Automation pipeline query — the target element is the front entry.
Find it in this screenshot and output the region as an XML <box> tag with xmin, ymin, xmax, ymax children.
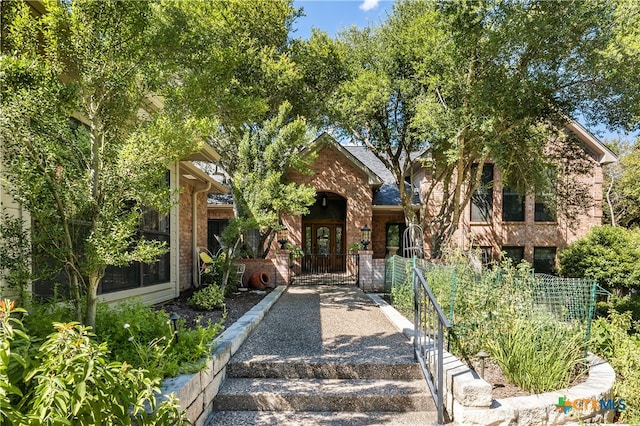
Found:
<box><xmin>302</xmin><ymin>222</ymin><xmax>346</xmax><ymax>273</ymax></box>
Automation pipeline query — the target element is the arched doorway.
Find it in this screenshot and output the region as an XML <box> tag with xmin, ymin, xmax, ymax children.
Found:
<box><xmin>301</xmin><ymin>192</ymin><xmax>347</xmax><ymax>273</ymax></box>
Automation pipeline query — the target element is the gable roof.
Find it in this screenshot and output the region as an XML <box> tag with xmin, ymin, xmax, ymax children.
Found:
<box><xmin>309</xmin><ymin>133</ymin><xmax>384</xmax><ymax>187</ymax></box>
<box><xmin>565</xmin><ymin>120</ymin><xmax>618</xmax><ymax>165</ymax></box>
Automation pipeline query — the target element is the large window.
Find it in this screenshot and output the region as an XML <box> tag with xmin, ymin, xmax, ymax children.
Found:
<box><xmin>502</xmin><ymin>187</ymin><xmax>525</xmax><ymax>222</ymax></box>
<box><xmin>101</xmin><ymin>208</ymin><xmax>171</xmax><ymax>294</ymax></box>
<box><xmin>533</xmin><ymin>247</ymin><xmax>556</xmax><ymax>274</ymax></box>
<box><xmin>502</xmin><ymin>246</ymin><xmax>525</xmax><ymax>263</ymax></box>
<box><xmin>100</xmin><ymin>172</ymin><xmax>171</xmax><ymax>294</ymax></box>
<box><xmin>470</xmin><ymin>164</ymin><xmax>494</xmax><ymax>222</ymax></box>
<box><xmin>535</xmin><ymin>193</ymin><xmax>556</xmax><ymax>222</ymax></box>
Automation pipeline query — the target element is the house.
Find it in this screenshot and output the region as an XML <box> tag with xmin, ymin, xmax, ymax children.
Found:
<box><xmin>0</xmin><ymin>141</ymin><xmax>227</xmax><ymax>305</ymax></box>
<box><xmin>208</xmin><ymin>123</ymin><xmax>616</xmax><ymax>287</ymax></box>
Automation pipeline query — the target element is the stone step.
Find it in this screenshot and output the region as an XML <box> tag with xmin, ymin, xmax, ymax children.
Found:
<box><xmin>227</xmin><ymin>360</ymin><xmax>423</xmax><ymax>380</ymax></box>
<box><xmin>207</xmin><ymin>410</ymin><xmax>438</xmax><ymax>425</ymax></box>
<box><xmin>213</xmin><ymin>377</ymin><xmax>435</xmax><ymax>413</ymax></box>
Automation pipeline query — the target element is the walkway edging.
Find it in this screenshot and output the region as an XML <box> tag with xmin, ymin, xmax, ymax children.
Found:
<box><xmin>368</xmin><ymin>293</ymin><xmax>617</xmax><ymax>426</ymax></box>
<box><xmin>160</xmin><ymin>285</ymin><xmax>286</xmax><ymax>426</ymax></box>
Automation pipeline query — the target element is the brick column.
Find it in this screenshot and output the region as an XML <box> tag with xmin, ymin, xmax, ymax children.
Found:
<box><xmin>358</xmin><ymin>250</ymin><xmax>373</xmax><ymax>292</ymax></box>
<box><xmin>275</xmin><ymin>250</ymin><xmax>290</xmax><ymax>286</ymax></box>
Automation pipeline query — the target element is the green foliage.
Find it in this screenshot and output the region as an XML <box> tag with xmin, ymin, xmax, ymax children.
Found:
<box><xmin>188</xmin><ymin>285</ymin><xmax>226</xmax><ymax>311</ymax></box>
<box><xmin>327</xmin><ymin>0</ymin><xmax>627</xmax><ymax>256</ymax></box>
<box><xmin>0</xmin><ymin>210</ymin><xmax>32</xmax><ymax>300</ymax></box>
<box><xmin>488</xmin><ymin>319</ymin><xmax>585</xmax><ymax>394</ymax></box>
<box><xmin>0</xmin><ymin>0</ymin><xmax>204</xmax><ymax>327</ymax></box>
<box><xmin>596</xmin><ymin>294</ymin><xmax>640</xmax><ymax>323</ymax></box>
<box><xmin>559</xmin><ymin>225</ymin><xmax>640</xmax><ymax>290</ymax></box>
<box><xmin>0</xmin><ymin>300</ymin><xmax>188</xmax><ymax>425</ymax></box>
<box><xmin>590</xmin><ymin>311</ymin><xmax>640</xmax><ymax>423</ymax></box>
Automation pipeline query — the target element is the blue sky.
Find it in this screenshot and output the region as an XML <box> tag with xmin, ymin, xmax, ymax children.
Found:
<box><xmin>292</xmin><ymin>0</ymin><xmax>636</xmax><ymax>143</ymax></box>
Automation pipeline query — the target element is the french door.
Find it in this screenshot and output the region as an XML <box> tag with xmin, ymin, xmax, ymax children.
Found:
<box><xmin>302</xmin><ymin>222</ymin><xmax>346</xmax><ymax>272</ymax></box>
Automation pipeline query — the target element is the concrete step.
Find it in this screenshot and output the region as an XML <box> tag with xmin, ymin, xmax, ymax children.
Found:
<box><xmin>212</xmin><ymin>377</ymin><xmax>435</xmax><ymax>413</ymax></box>
<box><xmin>207</xmin><ymin>410</ymin><xmax>438</xmax><ymax>425</ymax></box>
<box><xmin>227</xmin><ymin>359</ymin><xmax>423</xmax><ymax>380</ymax></box>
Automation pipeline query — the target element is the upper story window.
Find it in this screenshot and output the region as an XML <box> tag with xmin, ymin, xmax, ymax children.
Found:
<box><xmin>535</xmin><ymin>169</ymin><xmax>557</xmax><ymax>222</ymax></box>
<box><xmin>502</xmin><ymin>186</ymin><xmax>525</xmax><ymax>222</ymax></box>
<box><xmin>470</xmin><ymin>164</ymin><xmax>494</xmax><ymax>222</ymax></box>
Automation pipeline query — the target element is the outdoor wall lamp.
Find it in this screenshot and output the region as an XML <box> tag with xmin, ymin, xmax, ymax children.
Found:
<box><xmin>360</xmin><ymin>225</ymin><xmax>371</xmax><ymax>250</ymax></box>
<box><xmin>277</xmin><ymin>227</ymin><xmax>289</xmax><ymax>250</ymax></box>
<box><xmin>169</xmin><ymin>312</ymin><xmax>181</xmax><ymax>343</ymax></box>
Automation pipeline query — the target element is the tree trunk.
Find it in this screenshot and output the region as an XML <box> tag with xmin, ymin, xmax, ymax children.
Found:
<box><xmin>84</xmin><ymin>273</ymin><xmax>101</xmax><ymax>329</ymax></box>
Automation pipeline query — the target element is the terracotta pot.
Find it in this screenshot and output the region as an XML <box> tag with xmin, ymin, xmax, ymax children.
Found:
<box><xmin>248</xmin><ymin>272</ymin><xmax>270</xmax><ymax>290</ymax></box>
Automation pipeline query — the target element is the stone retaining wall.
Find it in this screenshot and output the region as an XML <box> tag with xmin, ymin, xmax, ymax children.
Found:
<box><xmin>370</xmin><ymin>293</ymin><xmax>617</xmax><ymax>426</ymax></box>
<box><xmin>159</xmin><ymin>286</ymin><xmax>286</xmax><ymax>425</ymax></box>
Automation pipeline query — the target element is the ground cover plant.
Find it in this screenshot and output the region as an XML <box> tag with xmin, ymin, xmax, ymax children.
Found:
<box><xmin>22</xmin><ymin>298</ymin><xmax>223</xmax><ymax>379</ymax></box>
<box><xmin>0</xmin><ymin>300</ymin><xmax>188</xmax><ymax>425</ymax></box>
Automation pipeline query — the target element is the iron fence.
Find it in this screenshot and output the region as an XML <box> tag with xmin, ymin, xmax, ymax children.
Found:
<box><xmin>289</xmin><ymin>254</ymin><xmax>359</xmax><ymax>286</ymax></box>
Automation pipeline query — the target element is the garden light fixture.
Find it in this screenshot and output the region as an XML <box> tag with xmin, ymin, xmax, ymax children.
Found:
<box><xmin>476</xmin><ymin>350</ymin><xmax>489</xmax><ymax>379</ymax></box>
<box><xmin>169</xmin><ymin>312</ymin><xmax>181</xmax><ymax>343</ymax></box>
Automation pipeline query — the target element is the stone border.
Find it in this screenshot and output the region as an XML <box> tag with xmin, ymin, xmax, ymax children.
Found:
<box><xmin>160</xmin><ymin>285</ymin><xmax>286</xmax><ymax>426</ymax></box>
<box><xmin>368</xmin><ymin>293</ymin><xmax>617</xmax><ymax>426</ymax></box>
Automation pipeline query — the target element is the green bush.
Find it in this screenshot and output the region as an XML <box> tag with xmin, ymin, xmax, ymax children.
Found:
<box><xmin>590</xmin><ymin>310</ymin><xmax>640</xmax><ymax>423</ymax></box>
<box><xmin>0</xmin><ymin>299</ymin><xmax>188</xmax><ymax>425</ymax></box>
<box><xmin>558</xmin><ymin>225</ymin><xmax>640</xmax><ymax>291</ymax></box>
<box><xmin>188</xmin><ymin>284</ymin><xmax>225</xmax><ymax>311</ymax></box>
<box><xmin>596</xmin><ymin>294</ymin><xmax>640</xmax><ymax>323</ymax></box>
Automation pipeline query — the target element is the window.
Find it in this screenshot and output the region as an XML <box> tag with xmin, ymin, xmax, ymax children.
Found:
<box><xmin>502</xmin><ymin>246</ymin><xmax>525</xmax><ymax>263</ymax></box>
<box><xmin>535</xmin><ymin>193</ymin><xmax>556</xmax><ymax>222</ymax></box>
<box><xmin>207</xmin><ymin>219</ymin><xmax>229</xmax><ymax>254</ymax></box>
<box><xmin>386</xmin><ymin>223</ymin><xmax>407</xmax><ymax>256</ymax></box>
<box><xmin>101</xmin><ymin>172</ymin><xmax>171</xmax><ymax>294</ymax></box>
<box><xmin>502</xmin><ymin>187</ymin><xmax>525</xmax><ymax>222</ymax></box>
<box><xmin>533</xmin><ymin>247</ymin><xmax>556</xmax><ymax>274</ymax></box>
<box><xmin>470</xmin><ymin>164</ymin><xmax>494</xmax><ymax>222</ymax></box>
<box><xmin>473</xmin><ymin>246</ymin><xmax>493</xmax><ymax>265</ymax></box>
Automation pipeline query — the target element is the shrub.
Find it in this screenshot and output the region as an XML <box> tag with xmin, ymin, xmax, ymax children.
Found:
<box><xmin>188</xmin><ymin>284</ymin><xmax>225</xmax><ymax>311</ymax></box>
<box><xmin>0</xmin><ymin>299</ymin><xmax>188</xmax><ymax>425</ymax></box>
<box><xmin>558</xmin><ymin>226</ymin><xmax>640</xmax><ymax>292</ymax></box>
<box><xmin>590</xmin><ymin>310</ymin><xmax>640</xmax><ymax>423</ymax></box>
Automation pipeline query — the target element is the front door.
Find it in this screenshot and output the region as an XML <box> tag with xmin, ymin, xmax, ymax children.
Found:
<box><xmin>302</xmin><ymin>222</ymin><xmax>345</xmax><ymax>272</ymax></box>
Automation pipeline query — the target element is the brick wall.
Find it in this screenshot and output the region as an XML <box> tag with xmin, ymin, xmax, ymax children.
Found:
<box><xmin>178</xmin><ymin>182</ymin><xmax>210</xmax><ymax>291</ymax></box>
<box><xmin>372</xmin><ymin>211</ymin><xmax>405</xmax><ymax>258</ymax></box>
<box><xmin>285</xmin><ymin>143</ymin><xmax>373</xmax><ymax>254</ymax></box>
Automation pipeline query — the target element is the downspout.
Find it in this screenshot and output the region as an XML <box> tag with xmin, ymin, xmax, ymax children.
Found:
<box><xmin>192</xmin><ymin>181</ymin><xmax>212</xmax><ymax>288</ymax></box>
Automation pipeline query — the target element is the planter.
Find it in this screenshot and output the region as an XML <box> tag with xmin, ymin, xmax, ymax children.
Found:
<box><xmin>248</xmin><ymin>272</ymin><xmax>270</xmax><ymax>290</ymax></box>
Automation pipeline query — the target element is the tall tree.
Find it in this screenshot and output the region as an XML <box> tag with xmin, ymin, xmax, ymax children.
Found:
<box><xmin>603</xmin><ymin>138</ymin><xmax>640</xmax><ymax>227</ymax></box>
<box><xmin>158</xmin><ymin>1</ymin><xmax>341</xmax><ymax>257</ymax></box>
<box><xmin>0</xmin><ymin>0</ymin><xmax>204</xmax><ymax>327</ymax></box>
<box><xmin>328</xmin><ymin>0</ymin><xmax>629</xmax><ymax>257</ymax></box>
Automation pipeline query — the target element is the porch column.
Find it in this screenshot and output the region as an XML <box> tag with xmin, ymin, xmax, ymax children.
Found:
<box><xmin>358</xmin><ymin>250</ymin><xmax>373</xmax><ymax>292</ymax></box>
<box><xmin>275</xmin><ymin>250</ymin><xmax>290</xmax><ymax>286</ymax></box>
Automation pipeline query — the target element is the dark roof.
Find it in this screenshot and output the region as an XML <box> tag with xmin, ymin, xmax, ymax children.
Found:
<box><xmin>344</xmin><ymin>146</ymin><xmax>420</xmax><ymax>206</ymax></box>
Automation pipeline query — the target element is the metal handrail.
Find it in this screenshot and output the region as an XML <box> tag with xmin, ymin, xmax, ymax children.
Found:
<box><xmin>413</xmin><ymin>267</ymin><xmax>451</xmax><ymax>425</ymax></box>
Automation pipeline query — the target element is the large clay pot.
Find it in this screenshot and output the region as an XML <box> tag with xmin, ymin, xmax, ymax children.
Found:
<box><xmin>248</xmin><ymin>272</ymin><xmax>270</xmax><ymax>290</ymax></box>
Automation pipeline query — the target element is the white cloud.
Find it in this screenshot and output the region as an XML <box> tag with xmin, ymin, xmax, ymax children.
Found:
<box><xmin>359</xmin><ymin>0</ymin><xmax>380</xmax><ymax>12</ymax></box>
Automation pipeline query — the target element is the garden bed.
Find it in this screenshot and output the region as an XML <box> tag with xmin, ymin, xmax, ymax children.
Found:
<box><xmin>156</xmin><ymin>287</ymin><xmax>270</xmax><ymax>331</ymax></box>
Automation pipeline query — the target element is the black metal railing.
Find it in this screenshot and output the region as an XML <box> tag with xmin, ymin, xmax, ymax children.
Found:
<box><xmin>413</xmin><ymin>267</ymin><xmax>451</xmax><ymax>425</ymax></box>
<box><xmin>289</xmin><ymin>254</ymin><xmax>359</xmax><ymax>286</ymax></box>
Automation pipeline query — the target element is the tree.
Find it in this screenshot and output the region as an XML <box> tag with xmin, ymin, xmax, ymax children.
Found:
<box><xmin>327</xmin><ymin>0</ymin><xmax>630</xmax><ymax>257</ymax></box>
<box><xmin>0</xmin><ymin>0</ymin><xmax>203</xmax><ymax>327</ymax></box>
<box><xmin>157</xmin><ymin>1</ymin><xmax>338</xmax><ymax>258</ymax></box>
<box><xmin>603</xmin><ymin>138</ymin><xmax>640</xmax><ymax>227</ymax></box>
